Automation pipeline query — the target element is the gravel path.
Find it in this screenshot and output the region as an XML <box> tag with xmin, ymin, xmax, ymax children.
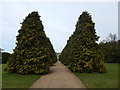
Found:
<box><xmin>30</xmin><ymin>61</ymin><xmax>86</xmax><ymax>88</ymax></box>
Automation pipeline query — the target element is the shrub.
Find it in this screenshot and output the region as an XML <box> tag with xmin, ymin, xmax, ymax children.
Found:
<box><xmin>5</xmin><ymin>11</ymin><xmax>57</xmax><ymax>74</ymax></box>
<box><xmin>60</xmin><ymin>11</ymin><xmax>106</xmax><ymax>73</ymax></box>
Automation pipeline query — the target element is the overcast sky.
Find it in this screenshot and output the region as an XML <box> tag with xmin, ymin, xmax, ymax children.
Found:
<box><xmin>0</xmin><ymin>1</ymin><xmax>118</xmax><ymax>53</ymax></box>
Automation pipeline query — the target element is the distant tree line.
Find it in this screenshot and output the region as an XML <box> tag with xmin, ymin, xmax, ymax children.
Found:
<box><xmin>99</xmin><ymin>33</ymin><xmax>120</xmax><ymax>63</ymax></box>
<box><xmin>0</xmin><ymin>48</ymin><xmax>10</xmax><ymax>64</ymax></box>
<box><xmin>0</xmin><ymin>51</ymin><xmax>10</xmax><ymax>64</ymax></box>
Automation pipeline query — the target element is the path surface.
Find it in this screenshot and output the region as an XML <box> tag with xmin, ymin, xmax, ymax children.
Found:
<box><xmin>30</xmin><ymin>61</ymin><xmax>86</xmax><ymax>88</ymax></box>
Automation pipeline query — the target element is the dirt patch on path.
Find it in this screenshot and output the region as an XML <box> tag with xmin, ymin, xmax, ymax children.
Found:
<box><xmin>30</xmin><ymin>61</ymin><xmax>86</xmax><ymax>88</ymax></box>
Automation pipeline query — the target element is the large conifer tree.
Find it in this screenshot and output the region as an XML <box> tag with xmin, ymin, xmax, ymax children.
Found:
<box><xmin>5</xmin><ymin>11</ymin><xmax>57</xmax><ymax>74</ymax></box>
<box><xmin>60</xmin><ymin>11</ymin><xmax>106</xmax><ymax>73</ymax></box>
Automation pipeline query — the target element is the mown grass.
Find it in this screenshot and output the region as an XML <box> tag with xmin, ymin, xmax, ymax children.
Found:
<box><xmin>1</xmin><ymin>63</ymin><xmax>119</xmax><ymax>88</ymax></box>
<box><xmin>75</xmin><ymin>63</ymin><xmax>119</xmax><ymax>88</ymax></box>
<box><xmin>1</xmin><ymin>64</ymin><xmax>41</xmax><ymax>88</ymax></box>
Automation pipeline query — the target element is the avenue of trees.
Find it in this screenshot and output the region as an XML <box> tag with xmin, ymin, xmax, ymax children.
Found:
<box><xmin>5</xmin><ymin>11</ymin><xmax>57</xmax><ymax>74</ymax></box>
<box><xmin>59</xmin><ymin>11</ymin><xmax>106</xmax><ymax>73</ymax></box>
<box><xmin>2</xmin><ymin>11</ymin><xmax>119</xmax><ymax>75</ymax></box>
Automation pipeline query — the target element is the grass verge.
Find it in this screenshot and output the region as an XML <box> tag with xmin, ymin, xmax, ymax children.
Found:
<box><xmin>2</xmin><ymin>64</ymin><xmax>41</xmax><ymax>88</ymax></box>
<box><xmin>75</xmin><ymin>63</ymin><xmax>119</xmax><ymax>88</ymax></box>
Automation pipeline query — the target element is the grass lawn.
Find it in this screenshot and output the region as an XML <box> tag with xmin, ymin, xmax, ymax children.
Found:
<box><xmin>1</xmin><ymin>64</ymin><xmax>41</xmax><ymax>88</ymax></box>
<box><xmin>75</xmin><ymin>63</ymin><xmax>119</xmax><ymax>88</ymax></box>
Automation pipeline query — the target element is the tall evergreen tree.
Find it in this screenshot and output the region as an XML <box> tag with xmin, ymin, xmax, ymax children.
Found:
<box><xmin>60</xmin><ymin>11</ymin><xmax>106</xmax><ymax>73</ymax></box>
<box><xmin>5</xmin><ymin>11</ymin><xmax>57</xmax><ymax>74</ymax></box>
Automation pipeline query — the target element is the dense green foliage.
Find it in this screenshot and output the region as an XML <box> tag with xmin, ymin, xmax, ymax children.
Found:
<box><xmin>1</xmin><ymin>52</ymin><xmax>10</xmax><ymax>64</ymax></box>
<box><xmin>99</xmin><ymin>34</ymin><xmax>120</xmax><ymax>63</ymax></box>
<box><xmin>5</xmin><ymin>11</ymin><xmax>57</xmax><ymax>74</ymax></box>
<box><xmin>60</xmin><ymin>11</ymin><xmax>106</xmax><ymax>73</ymax></box>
